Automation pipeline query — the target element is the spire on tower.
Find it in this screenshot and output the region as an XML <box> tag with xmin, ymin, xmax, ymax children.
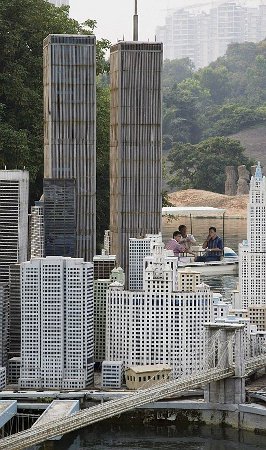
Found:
<box><xmin>255</xmin><ymin>161</ymin><xmax>263</xmax><ymax>180</ymax></box>
<box><xmin>133</xmin><ymin>0</ymin><xmax>138</xmax><ymax>41</ymax></box>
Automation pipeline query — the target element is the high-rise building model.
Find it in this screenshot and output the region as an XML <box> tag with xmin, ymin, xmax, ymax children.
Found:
<box><xmin>157</xmin><ymin>2</ymin><xmax>266</xmax><ymax>68</ymax></box>
<box><xmin>30</xmin><ymin>201</ymin><xmax>44</xmax><ymax>258</ymax></box>
<box><xmin>106</xmin><ymin>243</ymin><xmax>212</xmax><ymax>377</ymax></box>
<box><xmin>43</xmin><ymin>179</ymin><xmax>76</xmax><ymax>257</ymax></box>
<box><xmin>129</xmin><ymin>234</ymin><xmax>162</xmax><ymax>290</ymax></box>
<box><xmin>43</xmin><ymin>35</ymin><xmax>96</xmax><ymax>261</ymax></box>
<box><xmin>0</xmin><ymin>170</ymin><xmax>29</xmax><ymax>284</ymax></box>
<box><xmin>109</xmin><ymin>42</ymin><xmax>163</xmax><ymax>279</ymax></box>
<box><xmin>239</xmin><ymin>162</ymin><xmax>266</xmax><ymax>311</ymax></box>
<box><xmin>20</xmin><ymin>257</ymin><xmax>94</xmax><ymax>389</ymax></box>
<box><xmin>0</xmin><ymin>284</ymin><xmax>8</xmax><ymax>369</ymax></box>
<box><xmin>94</xmin><ymin>267</ymin><xmax>125</xmax><ymax>363</ymax></box>
<box><xmin>8</xmin><ymin>264</ymin><xmax>21</xmax><ymax>359</ymax></box>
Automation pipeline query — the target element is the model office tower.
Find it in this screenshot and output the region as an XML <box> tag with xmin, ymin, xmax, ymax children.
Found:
<box><xmin>43</xmin><ymin>35</ymin><xmax>96</xmax><ymax>261</ymax></box>
<box><xmin>20</xmin><ymin>257</ymin><xmax>94</xmax><ymax>389</ymax></box>
<box><xmin>239</xmin><ymin>163</ymin><xmax>266</xmax><ymax>311</ymax></box>
<box><xmin>30</xmin><ymin>201</ymin><xmax>44</xmax><ymax>258</ymax></box>
<box><xmin>129</xmin><ymin>233</ymin><xmax>162</xmax><ymax>290</ymax></box>
<box><xmin>0</xmin><ymin>170</ymin><xmax>29</xmax><ymax>284</ymax></box>
<box><xmin>106</xmin><ymin>243</ymin><xmax>212</xmax><ymax>377</ymax></box>
<box><xmin>109</xmin><ymin>42</ymin><xmax>163</xmax><ymax>278</ymax></box>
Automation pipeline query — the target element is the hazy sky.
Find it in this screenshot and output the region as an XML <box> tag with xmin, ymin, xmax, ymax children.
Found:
<box><xmin>69</xmin><ymin>1</ymin><xmax>261</xmax><ymax>43</ymax></box>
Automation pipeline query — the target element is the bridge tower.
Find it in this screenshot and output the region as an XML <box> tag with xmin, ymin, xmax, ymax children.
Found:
<box><xmin>204</xmin><ymin>323</ymin><xmax>246</xmax><ymax>404</ymax></box>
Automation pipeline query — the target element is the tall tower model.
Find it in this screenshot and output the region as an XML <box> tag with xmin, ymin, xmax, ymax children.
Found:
<box><xmin>239</xmin><ymin>163</ymin><xmax>266</xmax><ymax>308</ymax></box>
<box><xmin>109</xmin><ymin>41</ymin><xmax>163</xmax><ymax>276</ymax></box>
<box><xmin>20</xmin><ymin>257</ymin><xmax>94</xmax><ymax>389</ymax></box>
<box><xmin>0</xmin><ymin>170</ymin><xmax>29</xmax><ymax>284</ymax></box>
<box><xmin>43</xmin><ymin>35</ymin><xmax>96</xmax><ymax>261</ymax></box>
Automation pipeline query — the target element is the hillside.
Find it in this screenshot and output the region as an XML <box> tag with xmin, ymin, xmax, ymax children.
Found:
<box><xmin>167</xmin><ymin>189</ymin><xmax>248</xmax><ymax>217</ymax></box>
<box><xmin>230</xmin><ymin>125</ymin><xmax>266</xmax><ymax>169</ymax></box>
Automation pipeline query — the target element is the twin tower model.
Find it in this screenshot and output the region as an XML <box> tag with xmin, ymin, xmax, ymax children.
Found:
<box><xmin>43</xmin><ymin>35</ymin><xmax>163</xmax><ymax>278</ymax></box>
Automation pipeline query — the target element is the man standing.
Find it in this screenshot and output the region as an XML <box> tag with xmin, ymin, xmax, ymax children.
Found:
<box><xmin>195</xmin><ymin>226</ymin><xmax>223</xmax><ymax>262</ymax></box>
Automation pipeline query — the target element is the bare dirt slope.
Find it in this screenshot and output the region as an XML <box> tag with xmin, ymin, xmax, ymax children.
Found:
<box><xmin>168</xmin><ymin>189</ymin><xmax>248</xmax><ymax>217</ymax></box>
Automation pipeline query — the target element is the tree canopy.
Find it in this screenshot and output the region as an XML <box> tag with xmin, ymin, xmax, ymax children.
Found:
<box><xmin>163</xmin><ymin>40</ymin><xmax>266</xmax><ymax>192</ymax></box>
<box><xmin>0</xmin><ymin>0</ymin><xmax>110</xmax><ymax>199</ymax></box>
<box><xmin>168</xmin><ymin>137</ymin><xmax>251</xmax><ymax>194</ymax></box>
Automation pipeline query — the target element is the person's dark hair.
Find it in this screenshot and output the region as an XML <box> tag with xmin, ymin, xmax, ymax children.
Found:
<box><xmin>209</xmin><ymin>226</ymin><xmax>216</xmax><ymax>232</ymax></box>
<box><xmin>173</xmin><ymin>230</ymin><xmax>182</xmax><ymax>238</ymax></box>
<box><xmin>178</xmin><ymin>224</ymin><xmax>186</xmax><ymax>233</ymax></box>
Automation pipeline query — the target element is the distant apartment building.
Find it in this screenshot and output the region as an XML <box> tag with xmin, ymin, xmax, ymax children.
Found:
<box><xmin>106</xmin><ymin>243</ymin><xmax>212</xmax><ymax>377</ymax></box>
<box><xmin>43</xmin><ymin>35</ymin><xmax>96</xmax><ymax>261</ymax></box>
<box><xmin>239</xmin><ymin>163</ymin><xmax>266</xmax><ymax>314</ymax></box>
<box><xmin>109</xmin><ymin>42</ymin><xmax>163</xmax><ymax>281</ymax></box>
<box><xmin>48</xmin><ymin>0</ymin><xmax>69</xmax><ymax>6</ymax></box>
<box><xmin>157</xmin><ymin>2</ymin><xmax>266</xmax><ymax>68</ymax></box>
<box><xmin>0</xmin><ymin>170</ymin><xmax>29</xmax><ymax>285</ymax></box>
<box><xmin>20</xmin><ymin>257</ymin><xmax>94</xmax><ymax>389</ymax></box>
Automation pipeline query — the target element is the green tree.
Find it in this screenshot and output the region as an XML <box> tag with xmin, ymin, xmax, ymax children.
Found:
<box><xmin>0</xmin><ymin>0</ymin><xmax>110</xmax><ymax>205</ymax></box>
<box><xmin>163</xmin><ymin>78</ymin><xmax>210</xmax><ymax>145</ymax></box>
<box><xmin>168</xmin><ymin>137</ymin><xmax>251</xmax><ymax>193</ymax></box>
<box><xmin>163</xmin><ymin>58</ymin><xmax>194</xmax><ymax>90</ymax></box>
<box><xmin>96</xmin><ymin>84</ymin><xmax>110</xmax><ymax>251</ymax></box>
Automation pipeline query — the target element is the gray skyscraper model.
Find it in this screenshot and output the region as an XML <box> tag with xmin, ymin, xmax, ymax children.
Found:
<box><xmin>43</xmin><ymin>35</ymin><xmax>96</xmax><ymax>261</ymax></box>
<box><xmin>109</xmin><ymin>41</ymin><xmax>163</xmax><ymax>276</ymax></box>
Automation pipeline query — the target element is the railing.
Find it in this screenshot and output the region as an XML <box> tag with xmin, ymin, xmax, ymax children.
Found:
<box><xmin>0</xmin><ymin>366</ymin><xmax>234</xmax><ymax>450</ymax></box>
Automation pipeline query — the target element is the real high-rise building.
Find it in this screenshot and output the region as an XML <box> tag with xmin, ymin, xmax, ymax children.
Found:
<box><xmin>48</xmin><ymin>0</ymin><xmax>69</xmax><ymax>6</ymax></box>
<box><xmin>43</xmin><ymin>34</ymin><xmax>96</xmax><ymax>261</ymax></box>
<box><xmin>109</xmin><ymin>42</ymin><xmax>163</xmax><ymax>278</ymax></box>
<box><xmin>239</xmin><ymin>162</ymin><xmax>266</xmax><ymax>312</ymax></box>
<box><xmin>106</xmin><ymin>244</ymin><xmax>212</xmax><ymax>377</ymax></box>
<box><xmin>20</xmin><ymin>257</ymin><xmax>94</xmax><ymax>389</ymax></box>
<box><xmin>0</xmin><ymin>170</ymin><xmax>29</xmax><ymax>284</ymax></box>
<box><xmin>157</xmin><ymin>2</ymin><xmax>266</xmax><ymax>69</ymax></box>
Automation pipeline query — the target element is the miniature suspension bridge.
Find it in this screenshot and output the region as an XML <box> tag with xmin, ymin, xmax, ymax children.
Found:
<box><xmin>0</xmin><ymin>324</ymin><xmax>265</xmax><ymax>450</ymax></box>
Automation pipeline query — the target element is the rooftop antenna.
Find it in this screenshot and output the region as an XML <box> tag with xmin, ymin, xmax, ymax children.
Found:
<box><xmin>133</xmin><ymin>0</ymin><xmax>138</xmax><ymax>41</ymax></box>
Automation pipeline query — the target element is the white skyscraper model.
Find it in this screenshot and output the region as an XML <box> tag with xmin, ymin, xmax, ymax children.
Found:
<box><xmin>106</xmin><ymin>243</ymin><xmax>212</xmax><ymax>377</ymax></box>
<box><xmin>20</xmin><ymin>257</ymin><xmax>94</xmax><ymax>389</ymax></box>
<box><xmin>129</xmin><ymin>233</ymin><xmax>162</xmax><ymax>290</ymax></box>
<box><xmin>239</xmin><ymin>162</ymin><xmax>266</xmax><ymax>309</ymax></box>
<box><xmin>0</xmin><ymin>170</ymin><xmax>29</xmax><ymax>284</ymax></box>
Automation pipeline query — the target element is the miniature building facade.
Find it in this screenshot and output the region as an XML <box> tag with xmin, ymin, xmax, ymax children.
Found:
<box><xmin>239</xmin><ymin>163</ymin><xmax>266</xmax><ymax>313</ymax></box>
<box><xmin>20</xmin><ymin>257</ymin><xmax>94</xmax><ymax>389</ymax></box>
<box><xmin>43</xmin><ymin>34</ymin><xmax>96</xmax><ymax>261</ymax></box>
<box><xmin>0</xmin><ymin>170</ymin><xmax>29</xmax><ymax>285</ymax></box>
<box><xmin>125</xmin><ymin>364</ymin><xmax>171</xmax><ymax>390</ymax></box>
<box><xmin>109</xmin><ymin>42</ymin><xmax>163</xmax><ymax>279</ymax></box>
<box><xmin>101</xmin><ymin>361</ymin><xmax>124</xmax><ymax>389</ymax></box>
